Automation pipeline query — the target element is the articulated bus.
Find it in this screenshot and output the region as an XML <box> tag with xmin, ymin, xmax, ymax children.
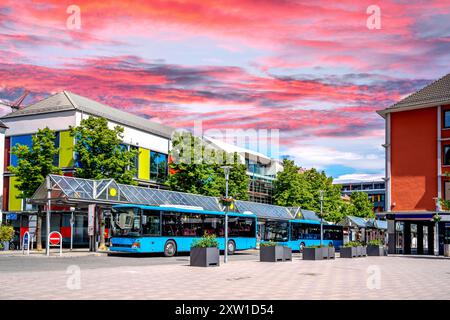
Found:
<box><xmin>109</xmin><ymin>204</ymin><xmax>257</xmax><ymax>256</ymax></box>
<box><xmin>261</xmin><ymin>219</ymin><xmax>343</xmax><ymax>251</ymax></box>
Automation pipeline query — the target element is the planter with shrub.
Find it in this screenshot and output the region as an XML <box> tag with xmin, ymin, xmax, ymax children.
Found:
<box><xmin>190</xmin><ymin>234</ymin><xmax>220</xmax><ymax>267</ymax></box>
<box><xmin>367</xmin><ymin>239</ymin><xmax>385</xmax><ymax>256</ymax></box>
<box><xmin>340</xmin><ymin>241</ymin><xmax>366</xmax><ymax>258</ymax></box>
<box><xmin>260</xmin><ymin>241</ymin><xmax>291</xmax><ymax>262</ymax></box>
<box><xmin>0</xmin><ymin>225</ymin><xmax>15</xmax><ymax>251</ymax></box>
<box><xmin>303</xmin><ymin>244</ymin><xmax>335</xmax><ymax>260</ymax></box>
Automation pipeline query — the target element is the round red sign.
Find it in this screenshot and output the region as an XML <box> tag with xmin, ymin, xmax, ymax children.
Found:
<box><xmin>49</xmin><ymin>232</ymin><xmax>61</xmax><ymax>245</ymax></box>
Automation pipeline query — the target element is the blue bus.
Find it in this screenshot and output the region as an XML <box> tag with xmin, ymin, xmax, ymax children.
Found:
<box><xmin>109</xmin><ymin>204</ymin><xmax>257</xmax><ymax>256</ymax></box>
<box><xmin>261</xmin><ymin>219</ymin><xmax>343</xmax><ymax>251</ymax></box>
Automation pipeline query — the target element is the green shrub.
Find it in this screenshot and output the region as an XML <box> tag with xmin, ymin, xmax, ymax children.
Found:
<box><xmin>260</xmin><ymin>241</ymin><xmax>278</xmax><ymax>247</ymax></box>
<box><xmin>0</xmin><ymin>225</ymin><xmax>15</xmax><ymax>243</ymax></box>
<box><xmin>368</xmin><ymin>239</ymin><xmax>383</xmax><ymax>246</ymax></box>
<box><xmin>344</xmin><ymin>241</ymin><xmax>362</xmax><ymax>248</ymax></box>
<box><xmin>191</xmin><ymin>233</ymin><xmax>219</xmax><ymax>248</ymax></box>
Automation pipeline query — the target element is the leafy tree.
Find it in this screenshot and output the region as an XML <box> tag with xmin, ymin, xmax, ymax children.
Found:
<box><xmin>272</xmin><ymin>159</ymin><xmax>308</xmax><ymax>207</ymax></box>
<box><xmin>70</xmin><ymin>116</ymin><xmax>138</xmax><ymax>185</ymax></box>
<box><xmin>166</xmin><ymin>132</ymin><xmax>249</xmax><ymax>200</ymax></box>
<box><xmin>273</xmin><ymin>161</ymin><xmax>347</xmax><ymax>223</ymax></box>
<box><xmin>9</xmin><ymin>127</ymin><xmax>62</xmax><ymax>250</ymax></box>
<box><xmin>348</xmin><ymin>191</ymin><xmax>374</xmax><ymax>218</ymax></box>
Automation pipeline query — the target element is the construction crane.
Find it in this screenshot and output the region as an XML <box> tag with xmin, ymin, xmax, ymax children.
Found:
<box><xmin>5</xmin><ymin>90</ymin><xmax>30</xmax><ymax>111</ymax></box>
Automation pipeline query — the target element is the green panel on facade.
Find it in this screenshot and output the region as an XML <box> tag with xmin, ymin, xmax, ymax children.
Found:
<box><xmin>9</xmin><ymin>176</ymin><xmax>22</xmax><ymax>211</ymax></box>
<box><xmin>138</xmin><ymin>147</ymin><xmax>150</xmax><ymax>180</ymax></box>
<box><xmin>59</xmin><ymin>130</ymin><xmax>74</xmax><ymax>167</ymax></box>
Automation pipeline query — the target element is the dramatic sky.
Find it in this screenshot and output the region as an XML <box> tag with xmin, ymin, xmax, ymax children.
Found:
<box><xmin>1</xmin><ymin>0</ymin><xmax>449</xmax><ymax>182</ymax></box>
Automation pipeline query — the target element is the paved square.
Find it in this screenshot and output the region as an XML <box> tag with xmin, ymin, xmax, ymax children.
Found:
<box><xmin>0</xmin><ymin>251</ymin><xmax>449</xmax><ymax>299</ymax></box>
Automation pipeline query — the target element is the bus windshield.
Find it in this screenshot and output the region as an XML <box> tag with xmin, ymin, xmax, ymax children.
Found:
<box><xmin>111</xmin><ymin>207</ymin><xmax>141</xmax><ymax>237</ymax></box>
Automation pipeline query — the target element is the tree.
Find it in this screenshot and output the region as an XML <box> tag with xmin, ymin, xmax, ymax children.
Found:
<box><xmin>273</xmin><ymin>161</ymin><xmax>347</xmax><ymax>223</ymax></box>
<box><xmin>70</xmin><ymin>116</ymin><xmax>138</xmax><ymax>184</ymax></box>
<box><xmin>272</xmin><ymin>159</ymin><xmax>308</xmax><ymax>207</ymax></box>
<box><xmin>348</xmin><ymin>191</ymin><xmax>374</xmax><ymax>218</ymax></box>
<box><xmin>9</xmin><ymin>127</ymin><xmax>62</xmax><ymax>251</ymax></box>
<box><xmin>166</xmin><ymin>132</ymin><xmax>249</xmax><ymax>200</ymax></box>
<box><xmin>70</xmin><ymin>116</ymin><xmax>138</xmax><ymax>250</ymax></box>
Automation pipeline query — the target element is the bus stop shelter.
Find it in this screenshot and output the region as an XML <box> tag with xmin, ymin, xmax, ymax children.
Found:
<box><xmin>29</xmin><ymin>174</ymin><xmax>297</xmax><ymax>250</ymax></box>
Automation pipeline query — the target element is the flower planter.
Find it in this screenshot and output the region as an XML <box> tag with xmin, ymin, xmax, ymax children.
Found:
<box><xmin>325</xmin><ymin>247</ymin><xmax>335</xmax><ymax>259</ymax></box>
<box><xmin>339</xmin><ymin>246</ymin><xmax>357</xmax><ymax>258</ymax></box>
<box><xmin>303</xmin><ymin>247</ymin><xmax>324</xmax><ymax>260</ymax></box>
<box><xmin>283</xmin><ymin>246</ymin><xmax>292</xmax><ymax>261</ymax></box>
<box><xmin>356</xmin><ymin>246</ymin><xmax>362</xmax><ymax>257</ymax></box>
<box><xmin>444</xmin><ymin>244</ymin><xmax>450</xmax><ymax>257</ymax></box>
<box><xmin>260</xmin><ymin>245</ymin><xmax>288</xmax><ymax>262</ymax></box>
<box><xmin>367</xmin><ymin>245</ymin><xmax>384</xmax><ymax>256</ymax></box>
<box><xmin>190</xmin><ymin>247</ymin><xmax>220</xmax><ymax>267</ymax></box>
<box><xmin>361</xmin><ymin>246</ymin><xmax>367</xmax><ymax>257</ymax></box>
<box><xmin>2</xmin><ymin>241</ymin><xmax>9</xmax><ymax>251</ymax></box>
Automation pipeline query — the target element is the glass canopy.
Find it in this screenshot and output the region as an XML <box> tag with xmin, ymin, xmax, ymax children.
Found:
<box><xmin>31</xmin><ymin>175</ymin><xmax>296</xmax><ymax>220</ymax></box>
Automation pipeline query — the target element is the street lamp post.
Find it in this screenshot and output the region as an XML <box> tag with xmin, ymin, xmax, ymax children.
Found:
<box><xmin>319</xmin><ymin>190</ymin><xmax>324</xmax><ymax>247</ymax></box>
<box><xmin>221</xmin><ymin>166</ymin><xmax>231</xmax><ymax>264</ymax></box>
<box><xmin>433</xmin><ymin>197</ymin><xmax>440</xmax><ymax>256</ymax></box>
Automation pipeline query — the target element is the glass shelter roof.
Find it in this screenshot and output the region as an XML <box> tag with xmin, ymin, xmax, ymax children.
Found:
<box><xmin>31</xmin><ymin>175</ymin><xmax>296</xmax><ymax>219</ymax></box>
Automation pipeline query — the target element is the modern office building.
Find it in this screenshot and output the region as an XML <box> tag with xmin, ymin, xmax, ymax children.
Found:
<box><xmin>0</xmin><ymin>91</ymin><xmax>174</xmax><ymax>245</ymax></box>
<box><xmin>336</xmin><ymin>180</ymin><xmax>386</xmax><ymax>212</ymax></box>
<box><xmin>202</xmin><ymin>136</ymin><xmax>284</xmax><ymax>204</ymax></box>
<box><xmin>377</xmin><ymin>73</ymin><xmax>450</xmax><ymax>255</ymax></box>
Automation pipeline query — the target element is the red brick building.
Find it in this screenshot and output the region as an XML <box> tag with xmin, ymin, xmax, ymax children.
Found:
<box><xmin>378</xmin><ymin>73</ymin><xmax>450</xmax><ymax>255</ymax></box>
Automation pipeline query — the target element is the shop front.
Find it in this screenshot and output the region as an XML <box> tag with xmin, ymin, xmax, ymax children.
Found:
<box><xmin>385</xmin><ymin>212</ymin><xmax>450</xmax><ymax>255</ymax></box>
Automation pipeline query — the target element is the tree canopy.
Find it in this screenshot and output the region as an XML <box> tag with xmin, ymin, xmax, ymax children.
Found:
<box><xmin>166</xmin><ymin>132</ymin><xmax>249</xmax><ymax>200</ymax></box>
<box><xmin>273</xmin><ymin>159</ymin><xmax>374</xmax><ymax>222</ymax></box>
<box><xmin>9</xmin><ymin>127</ymin><xmax>62</xmax><ymax>199</ymax></box>
<box><xmin>70</xmin><ymin>116</ymin><xmax>138</xmax><ymax>185</ymax></box>
<box><xmin>348</xmin><ymin>191</ymin><xmax>375</xmax><ymax>218</ymax></box>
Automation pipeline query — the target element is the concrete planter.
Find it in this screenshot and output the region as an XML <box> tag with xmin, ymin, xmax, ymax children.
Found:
<box><xmin>303</xmin><ymin>247</ymin><xmax>324</xmax><ymax>260</ymax></box>
<box><xmin>190</xmin><ymin>247</ymin><xmax>220</xmax><ymax>267</ymax></box>
<box><xmin>325</xmin><ymin>246</ymin><xmax>335</xmax><ymax>259</ymax></box>
<box><xmin>361</xmin><ymin>246</ymin><xmax>367</xmax><ymax>257</ymax></box>
<box><xmin>356</xmin><ymin>246</ymin><xmax>362</xmax><ymax>257</ymax></box>
<box><xmin>340</xmin><ymin>246</ymin><xmax>357</xmax><ymax>258</ymax></box>
<box><xmin>367</xmin><ymin>245</ymin><xmax>384</xmax><ymax>256</ymax></box>
<box><xmin>260</xmin><ymin>245</ymin><xmax>289</xmax><ymax>262</ymax></box>
<box><xmin>444</xmin><ymin>244</ymin><xmax>450</xmax><ymax>257</ymax></box>
<box><xmin>283</xmin><ymin>246</ymin><xmax>292</xmax><ymax>261</ymax></box>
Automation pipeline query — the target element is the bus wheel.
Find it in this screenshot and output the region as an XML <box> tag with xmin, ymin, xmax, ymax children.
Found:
<box><xmin>300</xmin><ymin>242</ymin><xmax>305</xmax><ymax>252</ymax></box>
<box><xmin>227</xmin><ymin>240</ymin><xmax>236</xmax><ymax>255</ymax></box>
<box><xmin>164</xmin><ymin>240</ymin><xmax>177</xmax><ymax>257</ymax></box>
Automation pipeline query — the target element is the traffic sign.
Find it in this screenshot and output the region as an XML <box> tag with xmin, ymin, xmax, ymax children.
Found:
<box><xmin>49</xmin><ymin>231</ymin><xmax>61</xmax><ymax>245</ymax></box>
<box><xmin>23</xmin><ymin>232</ymin><xmax>29</xmax><ymax>246</ymax></box>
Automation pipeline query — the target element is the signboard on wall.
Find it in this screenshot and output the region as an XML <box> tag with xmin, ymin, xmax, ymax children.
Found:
<box><xmin>88</xmin><ymin>204</ymin><xmax>95</xmax><ymax>236</ymax></box>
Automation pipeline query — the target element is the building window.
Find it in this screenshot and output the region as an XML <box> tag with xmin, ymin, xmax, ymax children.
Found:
<box><xmin>444</xmin><ymin>146</ymin><xmax>450</xmax><ymax>165</ymax></box>
<box><xmin>10</xmin><ymin>135</ymin><xmax>33</xmax><ymax>167</ymax></box>
<box><xmin>130</xmin><ymin>145</ymin><xmax>139</xmax><ymax>178</ymax></box>
<box><xmin>444</xmin><ymin>110</ymin><xmax>450</xmax><ymax>128</ymax></box>
<box><xmin>53</xmin><ymin>132</ymin><xmax>60</xmax><ymax>167</ymax></box>
<box><xmin>150</xmin><ymin>151</ymin><xmax>168</xmax><ymax>182</ymax></box>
